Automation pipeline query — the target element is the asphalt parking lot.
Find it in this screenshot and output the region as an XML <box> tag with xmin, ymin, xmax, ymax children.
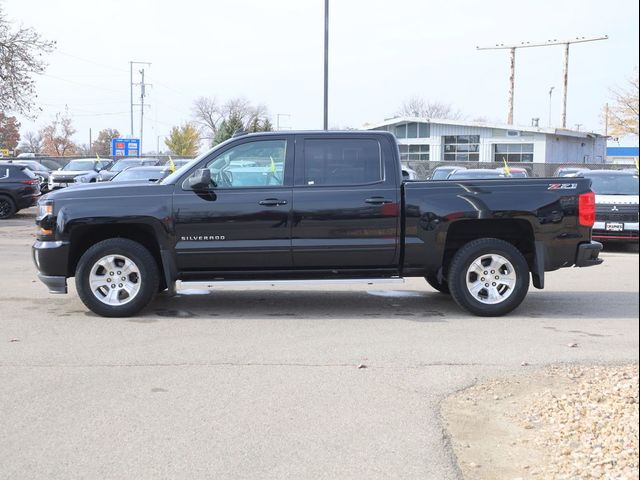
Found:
<box><xmin>1</xmin><ymin>208</ymin><xmax>638</xmax><ymax>480</ymax></box>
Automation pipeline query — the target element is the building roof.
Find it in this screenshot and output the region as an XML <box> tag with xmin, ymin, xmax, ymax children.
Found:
<box><xmin>363</xmin><ymin>116</ymin><xmax>604</xmax><ymax>139</ymax></box>
<box><xmin>607</xmin><ymin>147</ymin><xmax>639</xmax><ymax>156</ymax></box>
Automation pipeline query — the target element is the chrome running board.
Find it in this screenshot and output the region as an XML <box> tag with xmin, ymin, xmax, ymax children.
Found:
<box><xmin>177</xmin><ymin>277</ymin><xmax>405</xmax><ymax>289</ymax></box>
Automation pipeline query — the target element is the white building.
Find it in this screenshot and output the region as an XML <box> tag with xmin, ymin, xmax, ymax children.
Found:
<box><xmin>365</xmin><ymin>117</ymin><xmax>607</xmax><ymax>165</ymax></box>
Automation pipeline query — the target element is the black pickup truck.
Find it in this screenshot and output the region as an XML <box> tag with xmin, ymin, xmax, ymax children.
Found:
<box><xmin>33</xmin><ymin>131</ymin><xmax>602</xmax><ymax>317</ymax></box>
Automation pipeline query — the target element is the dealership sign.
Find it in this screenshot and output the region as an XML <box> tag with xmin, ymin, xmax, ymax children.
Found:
<box><xmin>111</xmin><ymin>138</ymin><xmax>140</xmax><ymax>157</ymax></box>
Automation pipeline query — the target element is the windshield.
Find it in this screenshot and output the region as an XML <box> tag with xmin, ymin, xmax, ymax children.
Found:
<box><xmin>113</xmin><ymin>169</ymin><xmax>166</xmax><ymax>182</ymax></box>
<box><xmin>585</xmin><ymin>174</ymin><xmax>639</xmax><ymax>195</ymax></box>
<box><xmin>24</xmin><ymin>162</ymin><xmax>47</xmax><ymax>171</ymax></box>
<box><xmin>111</xmin><ymin>160</ymin><xmax>141</xmax><ymax>172</ymax></box>
<box><xmin>432</xmin><ymin>169</ymin><xmax>456</xmax><ymax>180</ymax></box>
<box><xmin>62</xmin><ymin>160</ymin><xmax>95</xmax><ymax>171</ymax></box>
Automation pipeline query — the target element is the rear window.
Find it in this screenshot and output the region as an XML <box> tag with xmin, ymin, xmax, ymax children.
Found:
<box><xmin>0</xmin><ymin>165</ymin><xmax>35</xmax><ymax>180</ymax></box>
<box><xmin>302</xmin><ymin>138</ymin><xmax>382</xmax><ymax>186</ymax></box>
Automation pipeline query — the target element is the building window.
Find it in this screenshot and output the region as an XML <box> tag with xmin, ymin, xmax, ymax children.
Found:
<box><xmin>407</xmin><ymin>122</ymin><xmax>418</xmax><ymax>139</ymax></box>
<box><xmin>493</xmin><ymin>143</ymin><xmax>533</xmax><ymax>162</ymax></box>
<box><xmin>394</xmin><ymin>124</ymin><xmax>407</xmax><ymax>139</ymax></box>
<box><xmin>399</xmin><ymin>144</ymin><xmax>429</xmax><ymax>161</ymax></box>
<box><xmin>443</xmin><ymin>135</ymin><xmax>480</xmax><ymax>161</ymax></box>
<box><xmin>419</xmin><ymin>123</ymin><xmax>430</xmax><ymax>138</ymax></box>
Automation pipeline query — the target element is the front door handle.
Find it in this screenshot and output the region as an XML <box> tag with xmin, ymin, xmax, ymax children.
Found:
<box><xmin>365</xmin><ymin>197</ymin><xmax>393</xmax><ymax>205</ymax></box>
<box><xmin>259</xmin><ymin>198</ymin><xmax>288</xmax><ymax>206</ymax></box>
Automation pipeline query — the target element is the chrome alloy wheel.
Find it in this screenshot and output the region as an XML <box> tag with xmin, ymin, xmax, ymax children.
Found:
<box><xmin>465</xmin><ymin>253</ymin><xmax>516</xmax><ymax>305</ymax></box>
<box><xmin>88</xmin><ymin>254</ymin><xmax>141</xmax><ymax>306</ymax></box>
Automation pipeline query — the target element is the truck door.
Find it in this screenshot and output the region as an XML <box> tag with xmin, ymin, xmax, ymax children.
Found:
<box><xmin>173</xmin><ymin>136</ymin><xmax>293</xmax><ymax>271</ymax></box>
<box><xmin>291</xmin><ymin>134</ymin><xmax>400</xmax><ymax>269</ymax></box>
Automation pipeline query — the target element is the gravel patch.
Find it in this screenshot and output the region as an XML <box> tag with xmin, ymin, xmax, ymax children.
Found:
<box><xmin>442</xmin><ymin>364</ymin><xmax>639</xmax><ymax>480</ymax></box>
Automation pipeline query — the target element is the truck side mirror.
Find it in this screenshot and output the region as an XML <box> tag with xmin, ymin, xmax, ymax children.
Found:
<box><xmin>188</xmin><ymin>168</ymin><xmax>212</xmax><ymax>190</ymax></box>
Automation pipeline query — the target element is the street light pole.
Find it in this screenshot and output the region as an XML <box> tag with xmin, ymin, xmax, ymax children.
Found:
<box><xmin>323</xmin><ymin>0</ymin><xmax>329</xmax><ymax>130</ymax></box>
<box><xmin>548</xmin><ymin>86</ymin><xmax>555</xmax><ymax>127</ymax></box>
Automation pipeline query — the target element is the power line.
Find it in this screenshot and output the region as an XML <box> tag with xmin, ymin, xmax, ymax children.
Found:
<box><xmin>37</xmin><ymin>73</ymin><xmax>123</xmax><ymax>94</ymax></box>
<box><xmin>57</xmin><ymin>51</ymin><xmax>128</xmax><ymax>73</ymax></box>
<box><xmin>477</xmin><ymin>35</ymin><xmax>608</xmax><ymax>127</ymax></box>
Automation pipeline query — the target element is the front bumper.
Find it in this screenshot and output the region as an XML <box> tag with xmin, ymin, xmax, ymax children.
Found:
<box><xmin>575</xmin><ymin>241</ymin><xmax>604</xmax><ymax>267</ymax></box>
<box><xmin>37</xmin><ymin>273</ymin><xmax>67</xmax><ymax>294</ymax></box>
<box><xmin>32</xmin><ymin>240</ymin><xmax>70</xmax><ymax>293</ymax></box>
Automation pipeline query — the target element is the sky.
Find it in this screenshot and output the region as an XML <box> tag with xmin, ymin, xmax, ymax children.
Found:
<box><xmin>3</xmin><ymin>0</ymin><xmax>639</xmax><ymax>152</ymax></box>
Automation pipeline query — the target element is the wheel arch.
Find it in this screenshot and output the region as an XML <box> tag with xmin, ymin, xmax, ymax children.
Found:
<box><xmin>442</xmin><ymin>219</ymin><xmax>535</xmax><ymax>278</ymax></box>
<box><xmin>67</xmin><ymin>222</ymin><xmax>165</xmax><ymax>283</ymax></box>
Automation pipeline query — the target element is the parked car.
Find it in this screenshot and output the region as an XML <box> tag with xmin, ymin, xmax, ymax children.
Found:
<box><xmin>578</xmin><ymin>170</ymin><xmax>639</xmax><ymax>242</ymax></box>
<box><xmin>33</xmin><ymin>130</ymin><xmax>602</xmax><ymax>318</ymax></box>
<box><xmin>447</xmin><ymin>168</ymin><xmax>530</xmax><ymax>180</ymax></box>
<box><xmin>48</xmin><ymin>159</ymin><xmax>113</xmax><ymax>190</ymax></box>
<box><xmin>1</xmin><ymin>160</ymin><xmax>52</xmax><ymax>192</ymax></box>
<box><xmin>164</xmin><ymin>158</ymin><xmax>193</xmax><ymax>169</ymax></box>
<box><xmin>97</xmin><ymin>158</ymin><xmax>162</xmax><ymax>182</ymax></box>
<box><xmin>110</xmin><ymin>166</ymin><xmax>172</xmax><ymax>183</ymax></box>
<box><xmin>429</xmin><ymin>165</ymin><xmax>466</xmax><ymax>180</ymax></box>
<box><xmin>554</xmin><ymin>167</ymin><xmax>588</xmax><ymax>177</ymax></box>
<box><xmin>401</xmin><ymin>165</ymin><xmax>418</xmax><ymax>180</ymax></box>
<box><xmin>0</xmin><ymin>163</ymin><xmax>41</xmax><ymax>219</ymax></box>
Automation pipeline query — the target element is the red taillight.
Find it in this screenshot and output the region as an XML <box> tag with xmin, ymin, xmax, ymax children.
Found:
<box><xmin>21</xmin><ymin>179</ymin><xmax>38</xmax><ymax>185</ymax></box>
<box><xmin>579</xmin><ymin>192</ymin><xmax>595</xmax><ymax>227</ymax></box>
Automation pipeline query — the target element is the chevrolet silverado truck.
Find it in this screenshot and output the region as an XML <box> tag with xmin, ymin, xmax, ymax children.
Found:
<box><xmin>33</xmin><ymin>131</ymin><xmax>603</xmax><ymax>317</ymax></box>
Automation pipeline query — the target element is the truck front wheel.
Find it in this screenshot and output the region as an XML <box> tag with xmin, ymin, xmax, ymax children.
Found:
<box><xmin>75</xmin><ymin>238</ymin><xmax>160</xmax><ymax>317</ymax></box>
<box><xmin>448</xmin><ymin>238</ymin><xmax>529</xmax><ymax>317</ymax></box>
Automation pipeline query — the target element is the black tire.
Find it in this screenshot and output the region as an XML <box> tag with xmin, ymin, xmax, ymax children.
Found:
<box><xmin>75</xmin><ymin>238</ymin><xmax>160</xmax><ymax>317</ymax></box>
<box><xmin>425</xmin><ymin>272</ymin><xmax>450</xmax><ymax>294</ymax></box>
<box><xmin>0</xmin><ymin>195</ymin><xmax>17</xmax><ymax>220</ymax></box>
<box><xmin>448</xmin><ymin>238</ymin><xmax>529</xmax><ymax>317</ymax></box>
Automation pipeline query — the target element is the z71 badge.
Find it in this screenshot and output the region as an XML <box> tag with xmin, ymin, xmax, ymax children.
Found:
<box><xmin>547</xmin><ymin>183</ymin><xmax>578</xmax><ymax>190</ymax></box>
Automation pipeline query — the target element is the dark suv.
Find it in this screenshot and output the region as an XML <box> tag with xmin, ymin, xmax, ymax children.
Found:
<box><xmin>0</xmin><ymin>163</ymin><xmax>41</xmax><ymax>219</ymax></box>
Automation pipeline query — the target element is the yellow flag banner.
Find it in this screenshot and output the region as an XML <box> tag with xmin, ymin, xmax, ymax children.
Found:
<box><xmin>503</xmin><ymin>158</ymin><xmax>511</xmax><ymax>176</ymax></box>
<box><xmin>168</xmin><ymin>156</ymin><xmax>176</xmax><ymax>173</ymax></box>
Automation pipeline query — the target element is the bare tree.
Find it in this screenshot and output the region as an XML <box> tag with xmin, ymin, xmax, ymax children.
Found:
<box><xmin>193</xmin><ymin>96</ymin><xmax>272</xmax><ymax>145</ymax></box>
<box><xmin>0</xmin><ymin>5</ymin><xmax>55</xmax><ymax>117</ymax></box>
<box><xmin>396</xmin><ymin>96</ymin><xmax>464</xmax><ymax>120</ymax></box>
<box><xmin>18</xmin><ymin>130</ymin><xmax>42</xmax><ymax>153</ymax></box>
<box><xmin>192</xmin><ymin>96</ymin><xmax>223</xmax><ymax>139</ymax></box>
<box><xmin>40</xmin><ymin>109</ymin><xmax>77</xmax><ymax>156</ymax></box>
<box><xmin>603</xmin><ymin>70</ymin><xmax>639</xmax><ymax>137</ymax></box>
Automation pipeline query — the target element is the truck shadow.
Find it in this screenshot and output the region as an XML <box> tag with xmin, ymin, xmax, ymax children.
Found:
<box><xmin>143</xmin><ymin>290</ymin><xmax>640</xmax><ymax>321</ymax></box>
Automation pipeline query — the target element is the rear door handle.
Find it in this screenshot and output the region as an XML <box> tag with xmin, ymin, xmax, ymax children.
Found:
<box><xmin>259</xmin><ymin>198</ymin><xmax>288</xmax><ymax>206</ymax></box>
<box><xmin>365</xmin><ymin>197</ymin><xmax>393</xmax><ymax>205</ymax></box>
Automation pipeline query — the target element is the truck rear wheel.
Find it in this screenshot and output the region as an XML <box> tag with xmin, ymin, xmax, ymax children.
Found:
<box><xmin>448</xmin><ymin>238</ymin><xmax>529</xmax><ymax>317</ymax></box>
<box><xmin>75</xmin><ymin>238</ymin><xmax>159</xmax><ymax>317</ymax></box>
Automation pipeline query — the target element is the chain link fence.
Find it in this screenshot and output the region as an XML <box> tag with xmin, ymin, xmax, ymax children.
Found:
<box><xmin>5</xmin><ymin>156</ymin><xmax>632</xmax><ymax>179</ymax></box>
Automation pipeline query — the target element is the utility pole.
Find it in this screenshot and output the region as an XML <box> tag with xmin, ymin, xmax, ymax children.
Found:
<box><xmin>323</xmin><ymin>0</ymin><xmax>329</xmax><ymax>130</ymax></box>
<box><xmin>129</xmin><ymin>61</ymin><xmax>151</xmax><ymax>139</ymax></box>
<box><xmin>548</xmin><ymin>86</ymin><xmax>555</xmax><ymax>127</ymax></box>
<box><xmin>477</xmin><ymin>36</ymin><xmax>607</xmax><ymax>127</ymax></box>
<box><xmin>604</xmin><ymin>103</ymin><xmax>609</xmax><ymax>137</ymax></box>
<box><xmin>89</xmin><ymin>128</ymin><xmax>92</xmax><ymax>154</ymax></box>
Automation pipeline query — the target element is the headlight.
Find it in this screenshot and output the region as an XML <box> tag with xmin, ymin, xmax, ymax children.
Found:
<box><xmin>38</xmin><ymin>201</ymin><xmax>54</xmax><ymax>218</ymax></box>
<box><xmin>37</xmin><ymin>201</ymin><xmax>55</xmax><ymax>236</ymax></box>
<box><xmin>76</xmin><ymin>176</ymin><xmax>88</xmax><ymax>183</ymax></box>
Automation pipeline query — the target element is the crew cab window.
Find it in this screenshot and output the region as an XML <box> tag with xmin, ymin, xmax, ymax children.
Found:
<box><xmin>302</xmin><ymin>139</ymin><xmax>382</xmax><ymax>186</ymax></box>
<box><xmin>202</xmin><ymin>140</ymin><xmax>287</xmax><ymax>188</ymax></box>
